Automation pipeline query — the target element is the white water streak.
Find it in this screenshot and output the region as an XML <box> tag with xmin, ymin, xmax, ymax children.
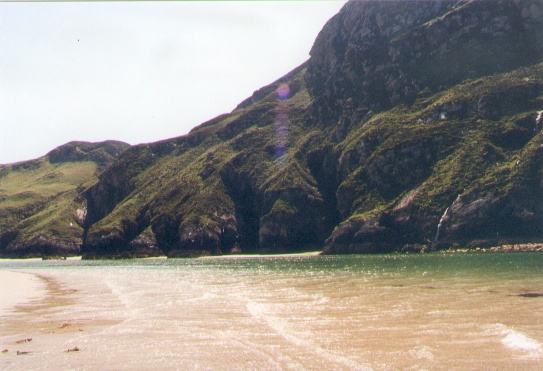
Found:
<box><xmin>433</xmin><ymin>207</ymin><xmax>449</xmax><ymax>244</ymax></box>
<box><xmin>246</xmin><ymin>301</ymin><xmax>373</xmax><ymax>371</ymax></box>
<box><xmin>487</xmin><ymin>323</ymin><xmax>543</xmax><ymax>358</ymax></box>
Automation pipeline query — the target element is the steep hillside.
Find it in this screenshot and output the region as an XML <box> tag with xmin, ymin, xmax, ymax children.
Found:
<box><xmin>323</xmin><ymin>64</ymin><xmax>543</xmax><ymax>253</ymax></box>
<box><xmin>7</xmin><ymin>0</ymin><xmax>542</xmax><ymax>258</ymax></box>
<box><xmin>0</xmin><ymin>141</ymin><xmax>129</xmax><ymax>257</ymax></box>
<box><xmin>81</xmin><ymin>67</ymin><xmax>328</xmax><ymax>258</ymax></box>
<box><xmin>79</xmin><ymin>0</ymin><xmax>543</xmax><ymax>258</ymax></box>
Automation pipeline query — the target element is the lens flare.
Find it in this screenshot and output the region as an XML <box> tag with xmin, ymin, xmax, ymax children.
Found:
<box><xmin>274</xmin><ymin>84</ymin><xmax>290</xmax><ymax>164</ymax></box>
<box><xmin>276</xmin><ymin>84</ymin><xmax>291</xmax><ymax>101</ymax></box>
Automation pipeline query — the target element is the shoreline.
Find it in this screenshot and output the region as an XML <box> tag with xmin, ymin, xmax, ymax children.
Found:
<box><xmin>0</xmin><ymin>256</ymin><xmax>82</xmax><ymax>262</ymax></box>
<box><xmin>199</xmin><ymin>251</ymin><xmax>322</xmax><ymax>259</ymax></box>
<box><xmin>0</xmin><ymin>271</ymin><xmax>47</xmax><ymax>317</ymax></box>
<box><xmin>439</xmin><ymin>243</ymin><xmax>543</xmax><ymax>254</ymax></box>
<box><xmin>1</xmin><ymin>244</ymin><xmax>542</xmax><ymax>262</ymax></box>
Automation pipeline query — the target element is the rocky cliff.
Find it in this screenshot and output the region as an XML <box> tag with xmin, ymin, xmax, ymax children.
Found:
<box><xmin>0</xmin><ymin>141</ymin><xmax>129</xmax><ymax>258</ymax></box>
<box><xmin>5</xmin><ymin>0</ymin><xmax>543</xmax><ymax>258</ymax></box>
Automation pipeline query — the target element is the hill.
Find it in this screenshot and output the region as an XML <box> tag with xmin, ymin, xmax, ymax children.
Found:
<box><xmin>80</xmin><ymin>0</ymin><xmax>543</xmax><ymax>258</ymax></box>
<box><xmin>0</xmin><ymin>141</ymin><xmax>129</xmax><ymax>257</ymax></box>
<box><xmin>4</xmin><ymin>0</ymin><xmax>543</xmax><ymax>258</ymax></box>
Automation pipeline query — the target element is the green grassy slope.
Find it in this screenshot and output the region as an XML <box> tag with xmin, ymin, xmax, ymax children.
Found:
<box><xmin>325</xmin><ymin>63</ymin><xmax>543</xmax><ymax>253</ymax></box>
<box><xmin>82</xmin><ymin>68</ymin><xmax>334</xmax><ymax>257</ymax></box>
<box><xmin>81</xmin><ymin>60</ymin><xmax>543</xmax><ymax>257</ymax></box>
<box><xmin>7</xmin><ymin>0</ymin><xmax>543</xmax><ymax>258</ymax></box>
<box><xmin>0</xmin><ymin>141</ymin><xmax>129</xmax><ymax>257</ymax></box>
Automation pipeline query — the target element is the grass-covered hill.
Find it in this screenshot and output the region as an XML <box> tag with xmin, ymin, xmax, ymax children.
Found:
<box><xmin>0</xmin><ymin>141</ymin><xmax>129</xmax><ymax>257</ymax></box>
<box><xmin>4</xmin><ymin>0</ymin><xmax>543</xmax><ymax>258</ymax></box>
<box><xmin>79</xmin><ymin>0</ymin><xmax>543</xmax><ymax>258</ymax></box>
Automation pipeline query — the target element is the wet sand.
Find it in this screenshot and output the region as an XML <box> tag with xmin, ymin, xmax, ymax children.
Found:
<box><xmin>0</xmin><ymin>270</ymin><xmax>123</xmax><ymax>370</ymax></box>
<box><xmin>0</xmin><ymin>271</ymin><xmax>46</xmax><ymax>317</ymax></box>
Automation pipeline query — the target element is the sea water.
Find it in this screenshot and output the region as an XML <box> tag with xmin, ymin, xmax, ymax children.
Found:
<box><xmin>1</xmin><ymin>253</ymin><xmax>542</xmax><ymax>370</ymax></box>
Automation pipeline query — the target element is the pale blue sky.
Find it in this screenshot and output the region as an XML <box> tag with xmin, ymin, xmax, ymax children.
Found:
<box><xmin>1</xmin><ymin>1</ymin><xmax>347</xmax><ymax>164</ymax></box>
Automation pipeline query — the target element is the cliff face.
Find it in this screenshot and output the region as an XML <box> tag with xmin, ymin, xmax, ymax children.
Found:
<box><xmin>305</xmin><ymin>0</ymin><xmax>543</xmax><ymax>124</ymax></box>
<box><xmin>82</xmin><ymin>0</ymin><xmax>543</xmax><ymax>257</ymax></box>
<box><xmin>0</xmin><ymin>141</ymin><xmax>129</xmax><ymax>258</ymax></box>
<box><xmin>11</xmin><ymin>0</ymin><xmax>542</xmax><ymax>258</ymax></box>
<box><xmin>322</xmin><ymin>65</ymin><xmax>543</xmax><ymax>253</ymax></box>
<box><xmin>305</xmin><ymin>0</ymin><xmax>543</xmax><ymax>253</ymax></box>
<box><xmin>80</xmin><ymin>68</ymin><xmax>333</xmax><ymax>258</ymax></box>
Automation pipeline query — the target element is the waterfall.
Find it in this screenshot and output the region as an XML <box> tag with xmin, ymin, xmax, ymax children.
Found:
<box><xmin>432</xmin><ymin>207</ymin><xmax>449</xmax><ymax>245</ymax></box>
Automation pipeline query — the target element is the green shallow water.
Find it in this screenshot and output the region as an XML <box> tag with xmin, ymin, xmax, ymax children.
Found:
<box><xmin>2</xmin><ymin>252</ymin><xmax>542</xmax><ymax>279</ymax></box>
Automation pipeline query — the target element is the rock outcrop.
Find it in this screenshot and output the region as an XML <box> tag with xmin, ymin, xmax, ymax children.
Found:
<box><xmin>0</xmin><ymin>141</ymin><xmax>130</xmax><ymax>258</ymax></box>
<box><xmin>305</xmin><ymin>0</ymin><xmax>543</xmax><ymax>124</ymax></box>
<box><xmin>81</xmin><ymin>0</ymin><xmax>543</xmax><ymax>257</ymax></box>
<box><xmin>4</xmin><ymin>1</ymin><xmax>543</xmax><ymax>258</ymax></box>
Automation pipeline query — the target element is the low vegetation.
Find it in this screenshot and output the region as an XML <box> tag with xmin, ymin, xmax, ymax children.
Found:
<box><xmin>3</xmin><ymin>0</ymin><xmax>543</xmax><ymax>258</ymax></box>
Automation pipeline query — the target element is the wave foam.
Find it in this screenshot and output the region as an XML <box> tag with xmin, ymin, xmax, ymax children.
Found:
<box><xmin>492</xmin><ymin>324</ymin><xmax>542</xmax><ymax>356</ymax></box>
<box><xmin>502</xmin><ymin>330</ymin><xmax>542</xmax><ymax>352</ymax></box>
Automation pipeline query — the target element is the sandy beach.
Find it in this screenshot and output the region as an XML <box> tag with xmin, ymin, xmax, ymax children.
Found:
<box><xmin>0</xmin><ymin>267</ymin><xmax>124</xmax><ymax>370</ymax></box>
<box><xmin>0</xmin><ymin>271</ymin><xmax>47</xmax><ymax>317</ymax></box>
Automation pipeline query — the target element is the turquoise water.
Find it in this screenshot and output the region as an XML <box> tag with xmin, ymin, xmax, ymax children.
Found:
<box><xmin>2</xmin><ymin>251</ymin><xmax>542</xmax><ymax>276</ymax></box>
<box><xmin>1</xmin><ymin>253</ymin><xmax>542</xmax><ymax>370</ymax></box>
<box><xmin>2</xmin><ymin>253</ymin><xmax>542</xmax><ymax>295</ymax></box>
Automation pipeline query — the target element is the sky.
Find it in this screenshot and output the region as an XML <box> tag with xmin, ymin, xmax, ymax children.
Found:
<box><xmin>0</xmin><ymin>1</ymin><xmax>347</xmax><ymax>164</ymax></box>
